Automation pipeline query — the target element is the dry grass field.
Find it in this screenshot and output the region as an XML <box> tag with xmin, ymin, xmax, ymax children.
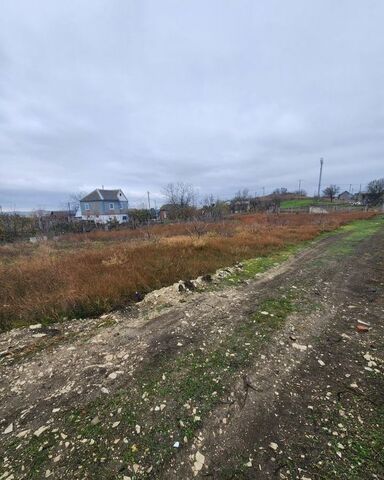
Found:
<box><xmin>0</xmin><ymin>211</ymin><xmax>375</xmax><ymax>330</ymax></box>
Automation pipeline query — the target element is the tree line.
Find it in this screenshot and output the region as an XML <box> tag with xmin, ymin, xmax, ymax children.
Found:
<box><xmin>1</xmin><ymin>178</ymin><xmax>383</xmax><ymax>242</ymax></box>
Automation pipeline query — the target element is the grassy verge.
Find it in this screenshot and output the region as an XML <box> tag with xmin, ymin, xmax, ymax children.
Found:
<box><xmin>222</xmin><ymin>244</ymin><xmax>303</xmax><ymax>285</ymax></box>
<box><xmin>1</xmin><ymin>295</ymin><xmax>296</xmax><ymax>479</ymax></box>
<box><xmin>327</xmin><ymin>216</ymin><xmax>383</xmax><ymax>256</ymax></box>
<box><xmin>280</xmin><ymin>199</ymin><xmax>315</xmax><ymax>208</ymax></box>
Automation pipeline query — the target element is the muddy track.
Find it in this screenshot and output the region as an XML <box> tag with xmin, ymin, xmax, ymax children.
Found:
<box><xmin>1</xmin><ymin>221</ymin><xmax>383</xmax><ymax>479</ymax></box>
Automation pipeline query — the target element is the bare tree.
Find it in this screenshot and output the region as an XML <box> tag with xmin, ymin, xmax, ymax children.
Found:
<box><xmin>322</xmin><ymin>185</ymin><xmax>340</xmax><ymax>202</ymax></box>
<box><xmin>202</xmin><ymin>195</ymin><xmax>229</xmax><ymax>220</ymax></box>
<box><xmin>233</xmin><ymin>188</ymin><xmax>250</xmax><ymax>201</ymax></box>
<box><xmin>162</xmin><ymin>182</ymin><xmax>196</xmax><ymax>207</ymax></box>
<box><xmin>366</xmin><ymin>178</ymin><xmax>384</xmax><ymax>206</ymax></box>
<box><xmin>69</xmin><ymin>191</ymin><xmax>87</xmax><ymax>213</ymax></box>
<box><xmin>162</xmin><ymin>182</ymin><xmax>197</xmax><ymax>220</ymax></box>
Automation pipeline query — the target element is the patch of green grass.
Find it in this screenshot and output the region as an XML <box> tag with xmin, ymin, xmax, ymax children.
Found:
<box><xmin>280</xmin><ymin>198</ymin><xmax>315</xmax><ymax>209</ymax></box>
<box><xmin>22</xmin><ymin>433</ymin><xmax>57</xmax><ymax>479</ymax></box>
<box><xmin>311</xmin><ymin>403</ymin><xmax>384</xmax><ymax>479</ymax></box>
<box><xmin>223</xmin><ymin>244</ymin><xmax>304</xmax><ymax>285</ymax></box>
<box><xmin>221</xmin><ymin>217</ymin><xmax>382</xmax><ymax>286</ymax></box>
<box><xmin>328</xmin><ymin>217</ymin><xmax>383</xmax><ymax>256</ymax></box>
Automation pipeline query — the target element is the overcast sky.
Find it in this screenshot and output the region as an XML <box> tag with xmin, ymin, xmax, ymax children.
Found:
<box><xmin>0</xmin><ymin>0</ymin><xmax>383</xmax><ymax>210</ymax></box>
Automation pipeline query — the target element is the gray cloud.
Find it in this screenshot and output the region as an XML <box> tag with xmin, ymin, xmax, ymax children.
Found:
<box><xmin>0</xmin><ymin>0</ymin><xmax>383</xmax><ymax>210</ymax></box>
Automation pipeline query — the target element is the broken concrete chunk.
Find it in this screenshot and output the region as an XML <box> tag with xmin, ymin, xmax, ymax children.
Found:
<box><xmin>34</xmin><ymin>425</ymin><xmax>49</xmax><ymax>437</ymax></box>
<box><xmin>193</xmin><ymin>451</ymin><xmax>205</xmax><ymax>476</ymax></box>
<box><xmin>292</xmin><ymin>343</ymin><xmax>307</xmax><ymax>352</ymax></box>
<box><xmin>3</xmin><ymin>423</ymin><xmax>13</xmax><ymax>434</ymax></box>
<box><xmin>91</xmin><ymin>416</ymin><xmax>100</xmax><ymax>426</ymax></box>
<box><xmin>29</xmin><ymin>323</ymin><xmax>42</xmax><ymax>330</ymax></box>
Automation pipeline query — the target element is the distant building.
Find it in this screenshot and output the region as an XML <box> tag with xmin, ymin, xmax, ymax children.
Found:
<box><xmin>159</xmin><ymin>204</ymin><xmax>172</xmax><ymax>221</ymax></box>
<box><xmin>80</xmin><ymin>189</ymin><xmax>129</xmax><ymax>223</ymax></box>
<box><xmin>230</xmin><ymin>199</ymin><xmax>251</xmax><ymax>214</ymax></box>
<box><xmin>338</xmin><ymin>191</ymin><xmax>353</xmax><ymax>202</ymax></box>
<box><xmin>48</xmin><ymin>210</ymin><xmax>76</xmax><ymax>220</ymax></box>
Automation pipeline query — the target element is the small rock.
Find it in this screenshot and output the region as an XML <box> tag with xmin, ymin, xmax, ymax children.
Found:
<box><xmin>112</xmin><ymin>421</ymin><xmax>120</xmax><ymax>428</ymax></box>
<box><xmin>134</xmin><ymin>291</ymin><xmax>144</xmax><ymax>302</ymax></box>
<box><xmin>183</xmin><ymin>280</ymin><xmax>195</xmax><ymax>291</ymax></box>
<box><xmin>173</xmin><ymin>441</ymin><xmax>180</xmax><ymax>448</ymax></box>
<box><xmin>3</xmin><ymin>423</ymin><xmax>13</xmax><ymax>435</ymax></box>
<box><xmin>193</xmin><ymin>451</ymin><xmax>205</xmax><ymax>475</ymax></box>
<box><xmin>91</xmin><ymin>416</ymin><xmax>100</xmax><ymax>426</ymax></box>
<box><xmin>292</xmin><ymin>343</ymin><xmax>307</xmax><ymax>352</ymax></box>
<box><xmin>29</xmin><ymin>323</ymin><xmax>42</xmax><ymax>330</ymax></box>
<box><xmin>269</xmin><ymin>442</ymin><xmax>278</xmax><ymax>451</ymax></box>
<box><xmin>356</xmin><ymin>324</ymin><xmax>369</xmax><ymax>333</ymax></box>
<box><xmin>34</xmin><ymin>426</ymin><xmax>49</xmax><ymax>437</ymax></box>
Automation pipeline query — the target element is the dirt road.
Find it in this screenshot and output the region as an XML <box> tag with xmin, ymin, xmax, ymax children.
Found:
<box><xmin>1</xmin><ymin>218</ymin><xmax>383</xmax><ymax>479</ymax></box>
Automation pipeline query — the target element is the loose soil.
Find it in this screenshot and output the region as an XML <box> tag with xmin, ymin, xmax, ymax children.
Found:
<box><xmin>0</xmin><ymin>217</ymin><xmax>383</xmax><ymax>480</ymax></box>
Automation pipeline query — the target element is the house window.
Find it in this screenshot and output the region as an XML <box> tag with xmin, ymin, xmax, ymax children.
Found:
<box><xmin>85</xmin><ymin>203</ymin><xmax>90</xmax><ymax>210</ymax></box>
<box><xmin>109</xmin><ymin>203</ymin><xmax>114</xmax><ymax>210</ymax></box>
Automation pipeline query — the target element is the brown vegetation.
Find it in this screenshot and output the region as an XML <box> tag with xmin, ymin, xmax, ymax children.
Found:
<box><xmin>0</xmin><ymin>212</ymin><xmax>375</xmax><ymax>330</ymax></box>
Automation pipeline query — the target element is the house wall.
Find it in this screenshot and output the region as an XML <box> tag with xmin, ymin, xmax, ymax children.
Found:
<box><xmin>80</xmin><ymin>201</ymin><xmax>129</xmax><ymax>216</ymax></box>
<box><xmin>82</xmin><ymin>214</ymin><xmax>129</xmax><ymax>224</ymax></box>
<box><xmin>80</xmin><ymin>201</ymin><xmax>104</xmax><ymax>216</ymax></box>
<box><xmin>101</xmin><ymin>201</ymin><xmax>128</xmax><ymax>214</ymax></box>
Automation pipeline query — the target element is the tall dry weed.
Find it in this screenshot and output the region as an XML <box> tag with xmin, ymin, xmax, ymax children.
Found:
<box><xmin>0</xmin><ymin>211</ymin><xmax>376</xmax><ymax>330</ymax></box>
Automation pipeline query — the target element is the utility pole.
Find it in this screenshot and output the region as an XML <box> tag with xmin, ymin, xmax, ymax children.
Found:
<box><xmin>349</xmin><ymin>184</ymin><xmax>352</xmax><ymax>192</ymax></box>
<box><xmin>147</xmin><ymin>191</ymin><xmax>151</xmax><ymax>210</ymax></box>
<box><xmin>262</xmin><ymin>186</ymin><xmax>265</xmax><ymax>197</ymax></box>
<box><xmin>317</xmin><ymin>158</ymin><xmax>324</xmax><ymax>199</ymax></box>
<box><xmin>298</xmin><ymin>179</ymin><xmax>302</xmax><ymax>196</ymax></box>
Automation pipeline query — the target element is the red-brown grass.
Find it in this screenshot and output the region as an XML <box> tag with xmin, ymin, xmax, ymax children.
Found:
<box><xmin>0</xmin><ymin>212</ymin><xmax>376</xmax><ymax>330</ymax></box>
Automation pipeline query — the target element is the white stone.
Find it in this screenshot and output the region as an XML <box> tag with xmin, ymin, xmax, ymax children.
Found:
<box><xmin>34</xmin><ymin>426</ymin><xmax>49</xmax><ymax>437</ymax></box>
<box><xmin>3</xmin><ymin>423</ymin><xmax>13</xmax><ymax>435</ymax></box>
<box><xmin>292</xmin><ymin>343</ymin><xmax>307</xmax><ymax>352</ymax></box>
<box><xmin>29</xmin><ymin>324</ymin><xmax>42</xmax><ymax>330</ymax></box>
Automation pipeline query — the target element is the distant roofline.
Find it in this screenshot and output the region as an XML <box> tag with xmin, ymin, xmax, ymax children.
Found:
<box><xmin>80</xmin><ymin>189</ymin><xmax>127</xmax><ymax>202</ymax></box>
